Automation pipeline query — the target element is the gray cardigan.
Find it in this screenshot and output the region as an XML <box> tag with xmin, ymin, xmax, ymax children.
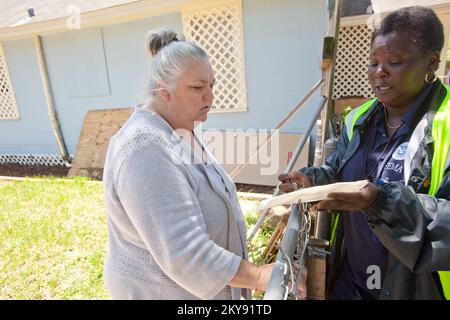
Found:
<box><xmin>103</xmin><ymin>105</ymin><xmax>250</xmax><ymax>300</ymax></box>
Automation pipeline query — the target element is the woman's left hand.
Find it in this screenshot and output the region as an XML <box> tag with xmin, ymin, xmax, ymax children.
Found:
<box><xmin>311</xmin><ymin>182</ymin><xmax>378</xmax><ymax>212</ymax></box>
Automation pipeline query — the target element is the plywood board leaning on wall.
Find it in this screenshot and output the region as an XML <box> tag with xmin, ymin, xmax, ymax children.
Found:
<box><xmin>69</xmin><ymin>108</ymin><xmax>133</xmax><ymax>179</ymax></box>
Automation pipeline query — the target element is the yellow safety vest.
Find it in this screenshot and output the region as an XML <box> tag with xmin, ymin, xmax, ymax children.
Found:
<box><xmin>337</xmin><ymin>87</ymin><xmax>450</xmax><ymax>299</ymax></box>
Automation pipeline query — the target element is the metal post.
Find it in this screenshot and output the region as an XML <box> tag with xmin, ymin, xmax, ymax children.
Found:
<box><xmin>306</xmin><ymin>0</ymin><xmax>342</xmax><ymax>299</ymax></box>
<box><xmin>313</xmin><ymin>137</ymin><xmax>338</xmax><ymax>241</ymax></box>
<box><xmin>321</xmin><ymin>0</ymin><xmax>342</xmax><ymax>143</ymax></box>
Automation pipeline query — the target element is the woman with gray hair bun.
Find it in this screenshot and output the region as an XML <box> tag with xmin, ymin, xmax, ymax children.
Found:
<box><xmin>102</xmin><ymin>28</ymin><xmax>282</xmax><ymax>300</ymax></box>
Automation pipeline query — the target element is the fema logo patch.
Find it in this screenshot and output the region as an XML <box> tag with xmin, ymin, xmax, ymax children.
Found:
<box><xmin>392</xmin><ymin>142</ymin><xmax>408</xmax><ymax>160</ymax></box>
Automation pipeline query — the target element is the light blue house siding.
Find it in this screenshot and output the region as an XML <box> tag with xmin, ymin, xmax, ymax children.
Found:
<box><xmin>39</xmin><ymin>12</ymin><xmax>183</xmax><ymax>155</ymax></box>
<box><xmin>0</xmin><ymin>0</ymin><xmax>326</xmax><ymax>159</ymax></box>
<box><xmin>0</xmin><ymin>38</ymin><xmax>55</xmax><ymax>154</ymax></box>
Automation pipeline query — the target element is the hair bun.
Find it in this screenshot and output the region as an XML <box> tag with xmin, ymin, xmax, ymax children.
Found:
<box><xmin>146</xmin><ymin>28</ymin><xmax>185</xmax><ymax>57</ymax></box>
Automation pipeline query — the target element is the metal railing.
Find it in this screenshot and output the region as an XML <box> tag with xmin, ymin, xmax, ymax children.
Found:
<box><xmin>261</xmin><ymin>0</ymin><xmax>341</xmax><ymax>300</ymax></box>
<box><xmin>263</xmin><ymin>203</ymin><xmax>311</xmax><ymax>300</ymax></box>
<box><xmin>247</xmin><ymin>95</ymin><xmax>327</xmax><ymax>243</ymax></box>
<box><xmin>262</xmin><ymin>95</ymin><xmax>327</xmax><ymax>300</ymax></box>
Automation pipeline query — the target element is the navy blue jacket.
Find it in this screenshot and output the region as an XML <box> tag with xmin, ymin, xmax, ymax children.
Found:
<box><xmin>300</xmin><ymin>81</ymin><xmax>450</xmax><ymax>299</ymax></box>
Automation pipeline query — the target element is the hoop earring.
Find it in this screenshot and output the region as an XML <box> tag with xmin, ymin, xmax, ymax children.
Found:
<box><xmin>425</xmin><ymin>72</ymin><xmax>438</xmax><ymax>83</ymax></box>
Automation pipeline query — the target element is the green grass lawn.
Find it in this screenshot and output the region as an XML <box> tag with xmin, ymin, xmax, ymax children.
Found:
<box><xmin>0</xmin><ymin>177</ymin><xmax>272</xmax><ymax>299</ymax></box>
<box><xmin>0</xmin><ymin>177</ymin><xmax>108</xmax><ymax>299</ymax></box>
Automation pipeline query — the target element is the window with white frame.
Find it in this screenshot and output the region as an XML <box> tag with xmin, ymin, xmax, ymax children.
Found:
<box><xmin>182</xmin><ymin>0</ymin><xmax>248</xmax><ymax>113</ymax></box>
<box><xmin>0</xmin><ymin>43</ymin><xmax>19</xmax><ymax>119</ymax></box>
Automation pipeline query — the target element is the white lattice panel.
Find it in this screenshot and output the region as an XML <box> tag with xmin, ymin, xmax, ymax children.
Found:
<box><xmin>0</xmin><ymin>43</ymin><xmax>19</xmax><ymax>119</ymax></box>
<box><xmin>182</xmin><ymin>0</ymin><xmax>247</xmax><ymax>113</ymax></box>
<box><xmin>0</xmin><ymin>154</ymin><xmax>72</xmax><ymax>166</ymax></box>
<box><xmin>333</xmin><ymin>24</ymin><xmax>374</xmax><ymax>100</ymax></box>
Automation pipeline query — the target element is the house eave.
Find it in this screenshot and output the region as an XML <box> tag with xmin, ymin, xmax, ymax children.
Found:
<box><xmin>0</xmin><ymin>0</ymin><xmax>230</xmax><ymax>41</ymax></box>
